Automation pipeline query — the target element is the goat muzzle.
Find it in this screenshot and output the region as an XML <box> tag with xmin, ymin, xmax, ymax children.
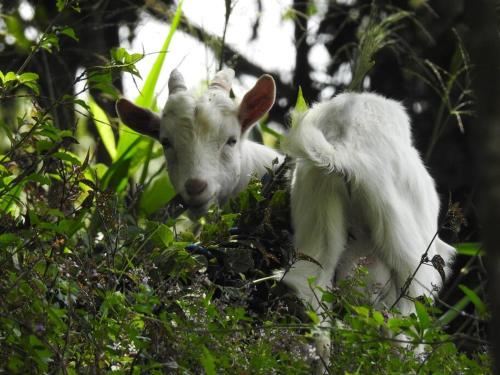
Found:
<box><xmin>184</xmin><ymin>178</ymin><xmax>208</xmax><ymax>197</ymax></box>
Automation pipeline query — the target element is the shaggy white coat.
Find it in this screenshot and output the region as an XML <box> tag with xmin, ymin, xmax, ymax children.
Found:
<box><xmin>116</xmin><ymin>69</ymin><xmax>282</xmax><ymax>219</ymax></box>
<box><xmin>281</xmin><ymin>92</ymin><xmax>456</xmax><ymax>364</ymax></box>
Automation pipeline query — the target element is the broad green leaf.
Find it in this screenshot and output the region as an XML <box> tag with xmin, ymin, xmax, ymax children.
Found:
<box><xmin>373</xmin><ymin>310</ymin><xmax>385</xmax><ymax>325</ymax></box>
<box><xmin>26</xmin><ymin>173</ymin><xmax>51</xmax><ymax>186</ymax></box>
<box><xmin>102</xmin><ymin>156</ymin><xmax>132</xmax><ymax>191</ymax></box>
<box><xmin>88</xmin><ymin>95</ymin><xmax>117</xmax><ymax>160</ymax></box>
<box><xmin>456</xmin><ymin>242</ymin><xmax>484</xmax><ymax>256</ymax></box>
<box><xmin>59</xmin><ymin>26</ymin><xmax>79</xmax><ymax>41</ymax></box>
<box><xmin>111</xmin><ymin>47</ymin><xmax>143</xmax><ymax>77</ymax></box>
<box><xmin>306</xmin><ymin>310</ymin><xmax>320</xmax><ymax>325</ymax></box>
<box><xmin>116</xmin><ymin>0</ymin><xmax>183</xmax><ymax>176</ymax></box>
<box><xmin>87</xmin><ymin>71</ymin><xmax>117</xmax><ymax>98</ymax></box>
<box><xmin>53</xmin><ymin>151</ymin><xmax>81</xmax><ymax>166</ymax></box>
<box><xmin>200</xmin><ymin>346</ymin><xmax>216</xmax><ymax>375</ymax></box>
<box><xmin>22</xmin><ymin>81</ymin><xmax>40</xmax><ymax>95</ymax></box>
<box><xmin>352</xmin><ymin>306</ymin><xmax>370</xmax><ymax>318</ymax></box>
<box><xmin>135</xmin><ymin>0</ymin><xmax>184</xmax><ymax>108</ymax></box>
<box><xmin>4</xmin><ymin>71</ymin><xmax>17</xmax><ymax>83</ymax></box>
<box><xmin>0</xmin><ymin>233</ymin><xmax>21</xmax><ymax>246</ymax></box>
<box><xmin>415</xmin><ymin>300</ymin><xmax>430</xmax><ymax>329</ymax></box>
<box><xmin>139</xmin><ymin>173</ymin><xmax>175</xmax><ymax>215</ymax></box>
<box><xmin>321</xmin><ymin>291</ymin><xmax>335</xmax><ymax>303</ymax></box>
<box><xmin>458</xmin><ymin>284</ymin><xmax>487</xmax><ymax>315</ymax></box>
<box><xmin>40</xmin><ymin>33</ymin><xmax>60</xmax><ymax>52</ymax></box>
<box><xmin>151</xmin><ymin>223</ymin><xmax>174</xmax><ymax>248</ymax></box>
<box><xmin>0</xmin><ymin>181</ymin><xmax>23</xmax><ymax>213</ymax></box>
<box><xmin>18</xmin><ymin>72</ymin><xmax>39</xmax><ymax>83</ymax></box>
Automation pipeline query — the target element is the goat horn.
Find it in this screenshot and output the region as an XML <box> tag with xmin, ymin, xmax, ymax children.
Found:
<box><xmin>168</xmin><ymin>69</ymin><xmax>187</xmax><ymax>95</ymax></box>
<box><xmin>209</xmin><ymin>68</ymin><xmax>235</xmax><ymax>93</ymax></box>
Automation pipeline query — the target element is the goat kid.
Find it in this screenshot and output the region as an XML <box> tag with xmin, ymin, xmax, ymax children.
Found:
<box><xmin>115</xmin><ymin>69</ymin><xmax>282</xmax><ymax>219</ymax></box>
<box><xmin>281</xmin><ymin>92</ymin><xmax>456</xmax><ymax>366</ymax></box>
<box><xmin>116</xmin><ymin>70</ymin><xmax>454</xmax><ymax>368</ymax></box>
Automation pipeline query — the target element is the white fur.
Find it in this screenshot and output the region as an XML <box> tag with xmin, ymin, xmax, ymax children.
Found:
<box><xmin>119</xmin><ymin>77</ymin><xmax>455</xmax><ymax>370</ymax></box>
<box><xmin>157</xmin><ymin>72</ymin><xmax>282</xmax><ymax>218</ymax></box>
<box><xmin>281</xmin><ymin>92</ymin><xmax>456</xmax><ymax>366</ymax></box>
<box><xmin>116</xmin><ymin>70</ymin><xmax>282</xmax><ymax>219</ymax></box>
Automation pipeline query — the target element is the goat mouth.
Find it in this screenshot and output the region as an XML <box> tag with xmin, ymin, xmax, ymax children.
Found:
<box><xmin>186</xmin><ymin>204</ymin><xmax>210</xmax><ymax>220</ymax></box>
<box><xmin>165</xmin><ymin>194</ymin><xmax>209</xmax><ymax>219</ymax></box>
<box><xmin>186</xmin><ymin>194</ymin><xmax>218</xmax><ymax>218</ymax></box>
<box><xmin>188</xmin><ymin>202</ymin><xmax>208</xmax><ymax>211</ymax></box>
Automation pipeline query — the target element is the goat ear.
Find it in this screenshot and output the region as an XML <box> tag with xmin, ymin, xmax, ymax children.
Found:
<box><xmin>238</xmin><ymin>74</ymin><xmax>276</xmax><ymax>133</ymax></box>
<box><xmin>115</xmin><ymin>98</ymin><xmax>160</xmax><ymax>138</ymax></box>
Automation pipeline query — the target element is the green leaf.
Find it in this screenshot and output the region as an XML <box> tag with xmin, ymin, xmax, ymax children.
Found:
<box><xmin>294</xmin><ymin>86</ymin><xmax>309</xmax><ymax>114</ymax></box>
<box><xmin>139</xmin><ymin>173</ymin><xmax>175</xmax><ymax>215</ymax></box>
<box><xmin>0</xmin><ymin>233</ymin><xmax>21</xmax><ymax>246</ymax></box>
<box><xmin>26</xmin><ymin>173</ymin><xmax>51</xmax><ymax>186</ymax></box>
<box><xmin>87</xmin><ymin>71</ymin><xmax>117</xmax><ymax>98</ymax></box>
<box><xmin>18</xmin><ymin>72</ymin><xmax>39</xmax><ymax>83</ymax></box>
<box><xmin>52</xmin><ymin>151</ymin><xmax>81</xmax><ymax>166</ymax></box>
<box><xmin>200</xmin><ymin>346</ymin><xmax>216</xmax><ymax>375</ymax></box>
<box><xmin>415</xmin><ymin>300</ymin><xmax>430</xmax><ymax>329</ymax></box>
<box><xmin>458</xmin><ymin>284</ymin><xmax>487</xmax><ymax>315</ymax></box>
<box><xmin>456</xmin><ymin>242</ymin><xmax>484</xmax><ymax>256</ymax></box>
<box><xmin>4</xmin><ymin>71</ymin><xmax>17</xmax><ymax>83</ymax></box>
<box><xmin>88</xmin><ymin>95</ymin><xmax>117</xmax><ymax>160</ymax></box>
<box><xmin>116</xmin><ymin>0</ymin><xmax>183</xmax><ymax>176</ymax></box>
<box><xmin>135</xmin><ymin>0</ymin><xmax>184</xmax><ymax>108</ymax></box>
<box><xmin>373</xmin><ymin>310</ymin><xmax>385</xmax><ymax>325</ymax></box>
<box><xmin>40</xmin><ymin>33</ymin><xmax>60</xmax><ymax>52</ymax></box>
<box><xmin>59</xmin><ymin>26</ymin><xmax>79</xmax><ymax>41</ymax></box>
<box><xmin>321</xmin><ymin>291</ymin><xmax>335</xmax><ymax>303</ymax></box>
<box><xmin>58</xmin><ymin>219</ymin><xmax>84</xmax><ymax>237</ymax></box>
<box><xmin>151</xmin><ymin>224</ymin><xmax>174</xmax><ymax>248</ymax></box>
<box><xmin>56</xmin><ymin>0</ymin><xmax>65</xmax><ymax>11</ymax></box>
<box><xmin>436</xmin><ymin>287</ymin><xmax>479</xmax><ymax>327</ymax></box>
<box><xmin>22</xmin><ymin>81</ymin><xmax>40</xmax><ymax>95</ymax></box>
<box><xmin>306</xmin><ymin>310</ymin><xmax>320</xmax><ymax>325</ymax></box>
<box><xmin>352</xmin><ymin>306</ymin><xmax>370</xmax><ymax>318</ymax></box>
<box><xmin>290</xmin><ymin>86</ymin><xmax>309</xmax><ymax>129</ymax></box>
<box><xmin>111</xmin><ymin>47</ymin><xmax>143</xmax><ymax>77</ymax></box>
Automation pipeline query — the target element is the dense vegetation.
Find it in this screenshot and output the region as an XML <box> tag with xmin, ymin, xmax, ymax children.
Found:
<box><xmin>0</xmin><ymin>0</ymin><xmax>496</xmax><ymax>373</ymax></box>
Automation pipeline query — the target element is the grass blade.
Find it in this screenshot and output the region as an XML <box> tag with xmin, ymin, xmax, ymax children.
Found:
<box><xmin>135</xmin><ymin>0</ymin><xmax>184</xmax><ymax>108</ymax></box>
<box><xmin>114</xmin><ymin>0</ymin><xmax>184</xmax><ymax>192</ymax></box>
<box><xmin>88</xmin><ymin>95</ymin><xmax>117</xmax><ymax>160</ymax></box>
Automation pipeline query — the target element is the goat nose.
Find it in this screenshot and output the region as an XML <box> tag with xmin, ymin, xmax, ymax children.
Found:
<box><xmin>185</xmin><ymin>178</ymin><xmax>208</xmax><ymax>196</ymax></box>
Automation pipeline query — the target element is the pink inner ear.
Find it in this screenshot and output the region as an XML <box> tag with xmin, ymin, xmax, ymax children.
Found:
<box><xmin>238</xmin><ymin>75</ymin><xmax>276</xmax><ymax>133</ymax></box>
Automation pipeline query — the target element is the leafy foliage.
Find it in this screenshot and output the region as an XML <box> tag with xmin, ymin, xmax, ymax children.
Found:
<box><xmin>0</xmin><ymin>2</ymin><xmax>491</xmax><ymax>374</ymax></box>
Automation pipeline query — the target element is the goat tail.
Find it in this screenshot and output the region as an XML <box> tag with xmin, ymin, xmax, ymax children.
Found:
<box><xmin>282</xmin><ymin>116</ymin><xmax>345</xmax><ymax>174</ymax></box>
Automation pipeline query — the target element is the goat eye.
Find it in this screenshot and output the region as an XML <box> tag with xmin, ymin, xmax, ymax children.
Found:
<box><xmin>226</xmin><ymin>136</ymin><xmax>237</xmax><ymax>147</ymax></box>
<box><xmin>161</xmin><ymin>138</ymin><xmax>172</xmax><ymax>149</ymax></box>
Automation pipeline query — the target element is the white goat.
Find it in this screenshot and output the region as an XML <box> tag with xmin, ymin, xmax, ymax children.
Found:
<box><xmin>281</xmin><ymin>92</ymin><xmax>456</xmax><ymax>365</ymax></box>
<box><xmin>116</xmin><ymin>70</ymin><xmax>455</xmax><ymax>369</ymax></box>
<box><xmin>115</xmin><ymin>69</ymin><xmax>282</xmax><ymax>219</ymax></box>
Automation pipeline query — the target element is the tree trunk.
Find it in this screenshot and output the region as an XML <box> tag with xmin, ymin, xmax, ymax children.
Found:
<box><xmin>464</xmin><ymin>0</ymin><xmax>500</xmax><ymax>372</ymax></box>
<box><xmin>292</xmin><ymin>0</ymin><xmax>316</xmax><ymax>101</ymax></box>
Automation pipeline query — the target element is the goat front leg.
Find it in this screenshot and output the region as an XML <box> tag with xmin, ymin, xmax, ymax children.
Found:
<box><xmin>281</xmin><ymin>261</ymin><xmax>332</xmax><ymax>372</ymax></box>
<box><xmin>285</xmin><ymin>169</ymin><xmax>349</xmax><ymax>373</ymax></box>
